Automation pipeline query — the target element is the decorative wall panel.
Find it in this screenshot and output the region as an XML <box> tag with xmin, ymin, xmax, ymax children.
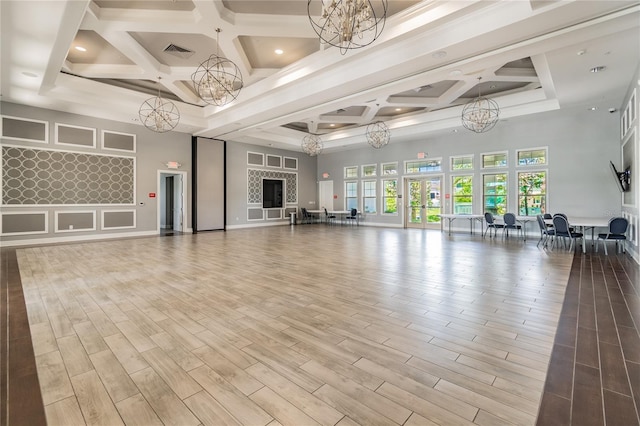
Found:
<box><xmin>1</xmin><ymin>211</ymin><xmax>48</xmax><ymax>235</ymax></box>
<box><xmin>102</xmin><ymin>210</ymin><xmax>136</xmax><ymax>229</ymax></box>
<box><xmin>102</xmin><ymin>130</ymin><xmax>136</xmax><ymax>152</ymax></box>
<box><xmin>248</xmin><ymin>169</ymin><xmax>296</xmax><ymax>204</ymax></box>
<box><xmin>247</xmin><ymin>152</ymin><xmax>264</xmax><ymax>166</ymax></box>
<box><xmin>55</xmin><ymin>123</ymin><xmax>96</xmax><ymax>148</ymax></box>
<box><xmin>1</xmin><ymin>116</ymin><xmax>48</xmax><ymax>143</ymax></box>
<box><xmin>247</xmin><ymin>208</ymin><xmax>264</xmax><ymax>220</ymax></box>
<box><xmin>55</xmin><ymin>211</ymin><xmax>96</xmax><ymax>233</ymax></box>
<box><xmin>266</xmin><ymin>209</ymin><xmax>282</xmax><ymax>219</ymax></box>
<box><xmin>283</xmin><ymin>157</ymin><xmax>298</xmax><ymax>170</ymax></box>
<box><xmin>266</xmin><ymin>154</ymin><xmax>281</xmax><ymax>168</ymax></box>
<box><xmin>2</xmin><ymin>146</ymin><xmax>134</xmax><ymax>205</ymax></box>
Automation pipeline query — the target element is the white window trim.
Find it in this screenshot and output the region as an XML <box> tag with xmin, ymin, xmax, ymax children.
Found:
<box><xmin>362</xmin><ymin>179</ymin><xmax>377</xmax><ymax>214</ymax></box>
<box><xmin>344</xmin><ymin>180</ymin><xmax>358</xmax><ymax>210</ymax></box>
<box><xmin>449</xmin><ymin>154</ymin><xmax>474</xmax><ymax>171</ymax></box>
<box><xmin>516</xmin><ymin>146</ymin><xmax>548</xmax><ymax>167</ymax></box>
<box><xmin>480</xmin><ymin>150</ymin><xmax>508</xmax><ymax>169</ymax></box>
<box><xmin>381</xmin><ymin>178</ymin><xmax>399</xmax><ymax>216</ymax></box>
<box><xmin>403</xmin><ymin>157</ymin><xmax>443</xmax><ymax>174</ymax></box>
<box><xmin>481</xmin><ymin>171</ymin><xmax>509</xmax><ymax>213</ymax></box>
<box><xmin>344</xmin><ymin>165</ymin><xmax>358</xmax><ymax>179</ymax></box>
<box><xmin>450</xmin><ymin>174</ymin><xmax>474</xmax><ymax>215</ymax></box>
<box><xmin>516</xmin><ymin>169</ymin><xmax>548</xmax><ymax>216</ymax></box>
<box><xmin>361</xmin><ymin>163</ymin><xmax>377</xmax><ymax>177</ymax></box>
<box><xmin>381</xmin><ymin>161</ymin><xmax>398</xmax><ymax>175</ymax></box>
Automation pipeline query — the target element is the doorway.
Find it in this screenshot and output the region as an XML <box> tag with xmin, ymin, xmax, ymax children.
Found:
<box><xmin>319</xmin><ymin>180</ymin><xmax>334</xmax><ymax>211</ymax></box>
<box><xmin>405</xmin><ymin>176</ymin><xmax>443</xmax><ymax>229</ymax></box>
<box><xmin>158</xmin><ymin>170</ymin><xmax>187</xmax><ymax>235</ymax></box>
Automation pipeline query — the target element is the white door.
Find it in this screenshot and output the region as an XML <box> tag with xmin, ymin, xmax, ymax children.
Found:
<box><xmin>319</xmin><ymin>180</ymin><xmax>334</xmax><ymax>211</ymax></box>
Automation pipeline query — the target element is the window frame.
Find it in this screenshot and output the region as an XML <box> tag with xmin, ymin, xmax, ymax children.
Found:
<box><xmin>517</xmin><ymin>169</ymin><xmax>548</xmax><ymax>216</ymax></box>
<box><xmin>362</xmin><ymin>164</ymin><xmax>377</xmax><ymax>177</ymax></box>
<box><xmin>481</xmin><ymin>151</ymin><xmax>508</xmax><ymax>169</ymax></box>
<box><xmin>450</xmin><ymin>155</ymin><xmax>474</xmax><ymax>171</ymax></box>
<box><xmin>362</xmin><ymin>179</ymin><xmax>377</xmax><ymax>214</ymax></box>
<box><xmin>404</xmin><ymin>158</ymin><xmax>443</xmax><ymax>174</ymax></box>
<box><xmin>381</xmin><ymin>178</ymin><xmax>398</xmax><ymax>215</ymax></box>
<box><xmin>451</xmin><ymin>174</ymin><xmax>474</xmax><ymax>215</ymax></box>
<box><xmin>344</xmin><ymin>180</ymin><xmax>358</xmax><ymax>211</ymax></box>
<box><xmin>381</xmin><ymin>162</ymin><xmax>398</xmax><ymax>175</ymax></box>
<box><xmin>344</xmin><ymin>166</ymin><xmax>358</xmax><ymax>179</ymax></box>
<box><xmin>482</xmin><ymin>172</ymin><xmax>508</xmax><ymax>215</ymax></box>
<box><xmin>516</xmin><ymin>147</ymin><xmax>548</xmax><ymax>167</ymax></box>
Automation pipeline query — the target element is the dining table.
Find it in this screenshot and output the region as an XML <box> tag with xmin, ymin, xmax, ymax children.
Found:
<box><xmin>438</xmin><ymin>214</ymin><xmax>485</xmax><ymax>235</ymax></box>
<box><xmin>546</xmin><ymin>216</ymin><xmax>611</xmax><ymax>253</ymax></box>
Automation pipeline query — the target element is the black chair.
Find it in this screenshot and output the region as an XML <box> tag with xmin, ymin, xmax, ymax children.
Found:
<box><xmin>484</xmin><ymin>212</ymin><xmax>504</xmax><ymax>238</ymax></box>
<box><xmin>552</xmin><ymin>214</ymin><xmax>583</xmax><ymax>251</ymax></box>
<box><xmin>596</xmin><ymin>217</ymin><xmax>628</xmax><ymax>255</ymax></box>
<box><xmin>536</xmin><ymin>214</ymin><xmax>554</xmax><ymax>247</ymax></box>
<box><xmin>324</xmin><ymin>208</ymin><xmax>336</xmax><ymax>225</ymax></box>
<box><xmin>502</xmin><ymin>213</ymin><xmax>522</xmax><ymax>239</ymax></box>
<box><xmin>300</xmin><ymin>207</ymin><xmax>313</xmax><ymax>224</ymax></box>
<box><xmin>345</xmin><ymin>208</ymin><xmax>358</xmax><ymax>225</ymax></box>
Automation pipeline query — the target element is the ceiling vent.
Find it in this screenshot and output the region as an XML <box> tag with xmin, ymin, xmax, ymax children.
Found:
<box><xmin>163</xmin><ymin>44</ymin><xmax>195</xmax><ymax>59</ymax></box>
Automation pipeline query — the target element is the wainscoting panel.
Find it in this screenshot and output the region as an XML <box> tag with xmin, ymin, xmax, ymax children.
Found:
<box><xmin>102</xmin><ymin>130</ymin><xmax>136</xmax><ymax>153</ymax></box>
<box><xmin>101</xmin><ymin>210</ymin><xmax>136</xmax><ymax>230</ymax></box>
<box><xmin>1</xmin><ymin>115</ymin><xmax>48</xmax><ymax>143</ymax></box>
<box><xmin>54</xmin><ymin>211</ymin><xmax>96</xmax><ymax>233</ymax></box>
<box><xmin>1</xmin><ymin>211</ymin><xmax>48</xmax><ymax>236</ymax></box>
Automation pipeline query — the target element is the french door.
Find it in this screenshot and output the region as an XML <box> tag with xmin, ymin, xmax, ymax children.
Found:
<box><xmin>405</xmin><ymin>176</ymin><xmax>443</xmax><ymax>229</ymax></box>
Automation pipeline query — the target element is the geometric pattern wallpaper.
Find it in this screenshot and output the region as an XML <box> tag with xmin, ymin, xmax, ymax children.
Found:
<box><xmin>2</xmin><ymin>146</ymin><xmax>134</xmax><ymax>205</ymax></box>
<box><xmin>247</xmin><ymin>168</ymin><xmax>297</xmax><ymax>204</ymax></box>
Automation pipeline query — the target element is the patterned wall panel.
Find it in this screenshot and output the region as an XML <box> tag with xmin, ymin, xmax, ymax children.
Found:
<box><xmin>247</xmin><ymin>169</ymin><xmax>297</xmax><ymax>204</ymax></box>
<box><xmin>2</xmin><ymin>146</ymin><xmax>134</xmax><ymax>205</ymax></box>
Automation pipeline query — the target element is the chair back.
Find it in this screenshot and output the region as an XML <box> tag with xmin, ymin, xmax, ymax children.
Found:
<box><xmin>503</xmin><ymin>213</ymin><xmax>516</xmax><ymax>226</ymax></box>
<box><xmin>555</xmin><ymin>213</ymin><xmax>568</xmax><ymax>220</ymax></box>
<box><xmin>543</xmin><ymin>213</ymin><xmax>552</xmax><ymax>220</ymax></box>
<box><xmin>552</xmin><ymin>215</ymin><xmax>570</xmax><ymax>236</ymax></box>
<box><xmin>301</xmin><ymin>207</ymin><xmax>308</xmax><ymax>218</ymax></box>
<box><xmin>484</xmin><ymin>212</ymin><xmax>494</xmax><ymax>224</ymax></box>
<box><xmin>536</xmin><ymin>214</ymin><xmax>546</xmax><ymax>231</ymax></box>
<box><xmin>324</xmin><ymin>208</ymin><xmax>328</xmax><ymax>216</ymax></box>
<box><xmin>350</xmin><ymin>208</ymin><xmax>357</xmax><ymax>217</ymax></box>
<box><xmin>609</xmin><ymin>217</ymin><xmax>629</xmax><ymax>235</ymax></box>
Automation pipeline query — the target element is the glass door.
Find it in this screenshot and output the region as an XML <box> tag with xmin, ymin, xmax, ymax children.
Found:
<box><xmin>405</xmin><ymin>176</ymin><xmax>442</xmax><ymax>229</ymax></box>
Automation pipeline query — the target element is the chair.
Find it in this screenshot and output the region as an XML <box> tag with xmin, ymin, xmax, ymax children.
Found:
<box><xmin>300</xmin><ymin>207</ymin><xmax>313</xmax><ymax>224</ymax></box>
<box><xmin>324</xmin><ymin>208</ymin><xmax>336</xmax><ymax>225</ymax></box>
<box><xmin>502</xmin><ymin>213</ymin><xmax>523</xmax><ymax>239</ymax></box>
<box><xmin>536</xmin><ymin>214</ymin><xmax>555</xmax><ymax>247</ymax></box>
<box><xmin>345</xmin><ymin>208</ymin><xmax>358</xmax><ymax>225</ymax></box>
<box><xmin>596</xmin><ymin>217</ymin><xmax>628</xmax><ymax>255</ymax></box>
<box><xmin>484</xmin><ymin>212</ymin><xmax>504</xmax><ymax>238</ymax></box>
<box><xmin>552</xmin><ymin>214</ymin><xmax>583</xmax><ymax>251</ymax></box>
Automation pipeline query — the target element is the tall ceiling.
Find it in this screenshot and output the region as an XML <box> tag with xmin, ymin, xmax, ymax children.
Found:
<box><xmin>1</xmin><ymin>1</ymin><xmax>639</xmax><ymax>153</ymax></box>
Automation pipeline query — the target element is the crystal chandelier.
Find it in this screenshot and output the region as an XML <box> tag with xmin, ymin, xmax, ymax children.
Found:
<box><xmin>366</xmin><ymin>121</ymin><xmax>390</xmax><ymax>148</ymax></box>
<box><xmin>301</xmin><ymin>134</ymin><xmax>323</xmax><ymax>156</ymax></box>
<box><xmin>461</xmin><ymin>78</ymin><xmax>500</xmax><ymax>133</ymax></box>
<box><xmin>138</xmin><ymin>79</ymin><xmax>180</xmax><ymax>133</ymax></box>
<box><xmin>191</xmin><ymin>28</ymin><xmax>243</xmax><ymax>106</ymax></box>
<box><xmin>308</xmin><ymin>0</ymin><xmax>387</xmax><ymax>54</ymax></box>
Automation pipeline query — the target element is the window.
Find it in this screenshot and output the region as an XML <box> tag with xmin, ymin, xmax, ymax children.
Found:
<box><xmin>451</xmin><ymin>155</ymin><xmax>473</xmax><ymax>171</ymax></box>
<box><xmin>362</xmin><ymin>164</ymin><xmax>376</xmax><ymax>177</ymax></box>
<box><xmin>382</xmin><ymin>179</ymin><xmax>398</xmax><ymax>214</ymax></box>
<box><xmin>518</xmin><ymin>171</ymin><xmax>547</xmax><ymax>216</ymax></box>
<box><xmin>482</xmin><ymin>152</ymin><xmax>507</xmax><ymax>168</ymax></box>
<box><xmin>345</xmin><ymin>166</ymin><xmax>358</xmax><ymax>178</ymax></box>
<box><xmin>362</xmin><ymin>180</ymin><xmax>377</xmax><ymax>213</ymax></box>
<box><xmin>345</xmin><ymin>181</ymin><xmax>358</xmax><ymax>210</ymax></box>
<box><xmin>452</xmin><ymin>175</ymin><xmax>473</xmax><ymax>214</ymax></box>
<box><xmin>405</xmin><ymin>158</ymin><xmax>442</xmax><ymax>173</ymax></box>
<box><xmin>483</xmin><ymin>173</ymin><xmax>507</xmax><ymax>215</ymax></box>
<box><xmin>382</xmin><ymin>162</ymin><xmax>398</xmax><ymax>175</ymax></box>
<box><xmin>517</xmin><ymin>148</ymin><xmax>547</xmax><ymax>166</ymax></box>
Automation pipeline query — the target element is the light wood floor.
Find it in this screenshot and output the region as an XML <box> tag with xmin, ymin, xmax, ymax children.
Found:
<box><xmin>14</xmin><ymin>226</ymin><xmax>581</xmax><ymax>425</ymax></box>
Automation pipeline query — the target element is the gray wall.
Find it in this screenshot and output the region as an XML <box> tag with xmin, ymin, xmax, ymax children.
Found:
<box><xmin>226</xmin><ymin>141</ymin><xmax>318</xmax><ymax>227</ymax></box>
<box><xmin>318</xmin><ymin>105</ymin><xmax>623</xmax><ymax>230</ymax></box>
<box><xmin>1</xmin><ymin>102</ymin><xmax>192</xmax><ymax>244</ymax></box>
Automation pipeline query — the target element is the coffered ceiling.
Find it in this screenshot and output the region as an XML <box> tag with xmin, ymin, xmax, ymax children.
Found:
<box><xmin>1</xmin><ymin>1</ymin><xmax>639</xmax><ymax>153</ymax></box>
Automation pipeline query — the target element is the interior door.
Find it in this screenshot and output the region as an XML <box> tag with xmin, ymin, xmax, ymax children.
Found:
<box><xmin>165</xmin><ymin>176</ymin><xmax>174</xmax><ymax>229</ymax></box>
<box><xmin>405</xmin><ymin>176</ymin><xmax>442</xmax><ymax>229</ymax></box>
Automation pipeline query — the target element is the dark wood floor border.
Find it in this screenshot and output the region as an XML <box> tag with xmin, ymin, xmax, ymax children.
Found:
<box><xmin>1</xmin><ymin>248</ymin><xmax>47</xmax><ymax>426</ymax></box>
<box><xmin>536</xmin><ymin>251</ymin><xmax>640</xmax><ymax>426</ymax></box>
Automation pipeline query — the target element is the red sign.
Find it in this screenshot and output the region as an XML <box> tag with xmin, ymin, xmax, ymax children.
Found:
<box><xmin>445</xmin><ymin>193</ymin><xmax>450</xmax><ymax>199</ymax></box>
<box><xmin>149</xmin><ymin>192</ymin><xmax>156</xmax><ymax>198</ymax></box>
<box><xmin>333</xmin><ymin>195</ymin><xmax>338</xmax><ymax>199</ymax></box>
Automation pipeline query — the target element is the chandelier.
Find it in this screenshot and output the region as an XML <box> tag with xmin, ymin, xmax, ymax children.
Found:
<box><xmin>366</xmin><ymin>121</ymin><xmax>390</xmax><ymax>148</ymax></box>
<box><xmin>138</xmin><ymin>79</ymin><xmax>180</xmax><ymax>133</ymax></box>
<box><xmin>308</xmin><ymin>0</ymin><xmax>387</xmax><ymax>54</ymax></box>
<box><xmin>461</xmin><ymin>78</ymin><xmax>500</xmax><ymax>133</ymax></box>
<box><xmin>301</xmin><ymin>134</ymin><xmax>323</xmax><ymax>156</ymax></box>
<box><xmin>191</xmin><ymin>28</ymin><xmax>243</xmax><ymax>106</ymax></box>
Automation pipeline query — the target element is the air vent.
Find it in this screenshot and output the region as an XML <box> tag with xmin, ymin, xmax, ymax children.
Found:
<box><xmin>163</xmin><ymin>44</ymin><xmax>195</xmax><ymax>59</ymax></box>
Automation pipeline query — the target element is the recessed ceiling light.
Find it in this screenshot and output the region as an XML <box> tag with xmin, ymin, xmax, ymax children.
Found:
<box><xmin>395</xmin><ymin>108</ymin><xmax>402</xmax><ymax>112</ymax></box>
<box><xmin>577</xmin><ymin>50</ymin><xmax>586</xmax><ymax>56</ymax></box>
<box><xmin>274</xmin><ymin>49</ymin><xmax>283</xmax><ymax>55</ymax></box>
<box><xmin>589</xmin><ymin>106</ymin><xmax>598</xmax><ymax>111</ymax></box>
<box><xmin>329</xmin><ymin>124</ymin><xmax>335</xmax><ymax>127</ymax></box>
<box><xmin>590</xmin><ymin>66</ymin><xmax>606</xmax><ymax>73</ymax></box>
<box><xmin>432</xmin><ymin>51</ymin><xmax>447</xmax><ymax>59</ymax></box>
<box><xmin>449</xmin><ymin>69</ymin><xmax>462</xmax><ymax>76</ymax></box>
<box><xmin>75</xmin><ymin>46</ymin><xmax>87</xmax><ymax>52</ymax></box>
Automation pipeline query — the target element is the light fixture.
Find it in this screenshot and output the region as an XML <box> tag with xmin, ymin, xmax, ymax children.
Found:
<box><xmin>366</xmin><ymin>121</ymin><xmax>390</xmax><ymax>149</ymax></box>
<box><xmin>307</xmin><ymin>0</ymin><xmax>387</xmax><ymax>54</ymax></box>
<box><xmin>461</xmin><ymin>77</ymin><xmax>500</xmax><ymax>133</ymax></box>
<box><xmin>274</xmin><ymin>49</ymin><xmax>284</xmax><ymax>55</ymax></box>
<box><xmin>191</xmin><ymin>28</ymin><xmax>243</xmax><ymax>106</ymax></box>
<box><xmin>74</xmin><ymin>46</ymin><xmax>87</xmax><ymax>52</ymax></box>
<box><xmin>301</xmin><ymin>134</ymin><xmax>323</xmax><ymax>156</ymax></box>
<box><xmin>138</xmin><ymin>78</ymin><xmax>180</xmax><ymax>133</ymax></box>
<box><xmin>590</xmin><ymin>66</ymin><xmax>606</xmax><ymax>73</ymax></box>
